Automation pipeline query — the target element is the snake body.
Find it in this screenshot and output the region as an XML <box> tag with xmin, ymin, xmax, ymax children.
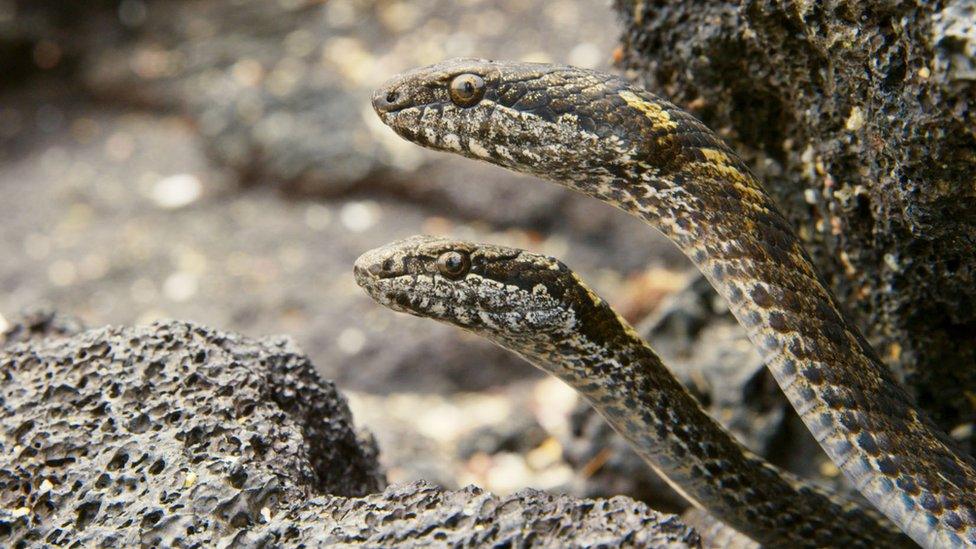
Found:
<box><xmin>355</xmin><ymin>235</ymin><xmax>908</xmax><ymax>547</ymax></box>
<box><xmin>370</xmin><ymin>59</ymin><xmax>976</xmax><ymax>547</ymax></box>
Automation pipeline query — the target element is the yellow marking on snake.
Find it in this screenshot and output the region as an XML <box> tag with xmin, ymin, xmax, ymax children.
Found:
<box><xmin>619</xmin><ymin>90</ymin><xmax>678</xmax><ymax>131</ymax></box>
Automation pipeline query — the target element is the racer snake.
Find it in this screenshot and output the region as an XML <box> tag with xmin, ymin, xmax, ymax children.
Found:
<box><xmin>369</xmin><ymin>58</ymin><xmax>976</xmax><ymax>548</ymax></box>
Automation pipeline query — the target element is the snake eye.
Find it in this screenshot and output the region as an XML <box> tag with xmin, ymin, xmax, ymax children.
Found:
<box><xmin>436</xmin><ymin>251</ymin><xmax>471</xmax><ymax>279</ymax></box>
<box><xmin>449</xmin><ymin>73</ymin><xmax>485</xmax><ymax>107</ymax></box>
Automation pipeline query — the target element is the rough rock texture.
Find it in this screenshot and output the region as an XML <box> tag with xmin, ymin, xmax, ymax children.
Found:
<box><xmin>290</xmin><ymin>482</ymin><xmax>699</xmax><ymax>548</ymax></box>
<box><xmin>615</xmin><ymin>0</ymin><xmax>976</xmax><ymax>445</ymax></box>
<box><xmin>0</xmin><ymin>318</ymin><xmax>698</xmax><ymax>547</ymax></box>
<box><xmin>0</xmin><ymin>321</ymin><xmax>384</xmax><ymax>540</ymax></box>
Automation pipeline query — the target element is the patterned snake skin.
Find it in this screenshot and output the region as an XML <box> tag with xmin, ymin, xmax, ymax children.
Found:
<box><xmin>354</xmin><ymin>235</ymin><xmax>908</xmax><ymax>547</ymax></box>
<box><xmin>370</xmin><ymin>59</ymin><xmax>976</xmax><ymax>548</ymax></box>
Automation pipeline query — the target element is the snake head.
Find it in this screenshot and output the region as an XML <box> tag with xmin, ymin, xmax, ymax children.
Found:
<box><xmin>371</xmin><ymin>58</ymin><xmax>649</xmax><ymax>185</ymax></box>
<box><xmin>354</xmin><ymin>235</ymin><xmax>581</xmax><ymax>343</ymax></box>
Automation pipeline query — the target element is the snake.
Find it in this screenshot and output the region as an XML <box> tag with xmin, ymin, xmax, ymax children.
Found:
<box><xmin>368</xmin><ymin>58</ymin><xmax>976</xmax><ymax>547</ymax></box>
<box><xmin>354</xmin><ymin>234</ymin><xmax>909</xmax><ymax>547</ymax></box>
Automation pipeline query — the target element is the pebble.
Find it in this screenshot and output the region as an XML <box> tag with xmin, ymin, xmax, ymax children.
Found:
<box><xmin>151</xmin><ymin>174</ymin><xmax>202</xmax><ymax>209</ymax></box>
<box><xmin>163</xmin><ymin>272</ymin><xmax>199</xmax><ymax>302</ymax></box>
<box><xmin>337</xmin><ymin>327</ymin><xmax>366</xmax><ymax>355</ymax></box>
<box><xmin>845</xmin><ymin>106</ymin><xmax>865</xmax><ymax>131</ymax></box>
<box><xmin>340</xmin><ymin>201</ymin><xmax>379</xmax><ymax>232</ymax></box>
<box><xmin>183</xmin><ymin>471</ymin><xmax>197</xmax><ymax>488</ymax></box>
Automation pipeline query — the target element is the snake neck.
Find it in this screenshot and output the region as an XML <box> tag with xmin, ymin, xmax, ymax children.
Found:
<box><xmin>568</xmin><ymin>164</ymin><xmax>976</xmax><ymax>547</ymax></box>
<box><xmin>491</xmin><ymin>295</ymin><xmax>908</xmax><ymax>548</ymax></box>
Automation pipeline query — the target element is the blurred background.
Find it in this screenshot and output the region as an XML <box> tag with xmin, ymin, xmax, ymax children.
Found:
<box><xmin>0</xmin><ymin>0</ymin><xmax>787</xmax><ymax>514</ymax></box>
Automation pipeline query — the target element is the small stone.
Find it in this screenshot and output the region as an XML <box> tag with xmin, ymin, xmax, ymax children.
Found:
<box><xmin>339</xmin><ymin>201</ymin><xmax>379</xmax><ymax>232</ymax></box>
<box><xmin>183</xmin><ymin>471</ymin><xmax>197</xmax><ymax>489</ymax></box>
<box><xmin>163</xmin><ymin>272</ymin><xmax>198</xmax><ymax>302</ymax></box>
<box><xmin>818</xmin><ymin>459</ymin><xmax>841</xmax><ymax>478</ymax></box>
<box><xmin>336</xmin><ymin>328</ymin><xmax>366</xmax><ymax>355</ymax></box>
<box><xmin>526</xmin><ymin>437</ymin><xmax>563</xmax><ymax>470</ymax></box>
<box><xmin>845</xmin><ymin>106</ymin><xmax>865</xmax><ymax>131</ymax></box>
<box><xmin>151</xmin><ymin>174</ymin><xmax>202</xmax><ymax>209</ymax></box>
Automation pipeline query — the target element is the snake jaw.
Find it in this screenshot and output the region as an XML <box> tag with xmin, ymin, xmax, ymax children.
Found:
<box><xmin>372</xmin><ymin>58</ymin><xmax>654</xmax><ymax>189</ymax></box>
<box><xmin>355</xmin><ymin>235</ymin><xmax>578</xmax><ymax>338</ymax></box>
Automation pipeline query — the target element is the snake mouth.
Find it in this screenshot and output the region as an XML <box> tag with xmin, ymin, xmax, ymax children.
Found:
<box><xmin>353</xmin><ymin>253</ymin><xmax>404</xmax><ymax>284</ymax></box>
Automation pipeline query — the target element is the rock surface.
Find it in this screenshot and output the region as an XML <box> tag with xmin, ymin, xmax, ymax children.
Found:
<box><xmin>614</xmin><ymin>0</ymin><xmax>976</xmax><ymax>444</ymax></box>
<box><xmin>0</xmin><ymin>318</ymin><xmax>698</xmax><ymax>547</ymax></box>
<box><xmin>295</xmin><ymin>482</ymin><xmax>699</xmax><ymax>548</ymax></box>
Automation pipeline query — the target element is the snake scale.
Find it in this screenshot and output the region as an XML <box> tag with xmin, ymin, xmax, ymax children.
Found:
<box><xmin>368</xmin><ymin>58</ymin><xmax>976</xmax><ymax>548</ymax></box>
<box><xmin>355</xmin><ymin>235</ymin><xmax>907</xmax><ymax>547</ymax></box>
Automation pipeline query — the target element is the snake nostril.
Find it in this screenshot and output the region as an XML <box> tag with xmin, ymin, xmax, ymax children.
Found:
<box><xmin>366</xmin><ymin>258</ymin><xmax>396</xmax><ymax>277</ymax></box>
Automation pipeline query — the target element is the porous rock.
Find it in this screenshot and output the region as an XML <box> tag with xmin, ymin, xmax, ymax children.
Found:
<box><xmin>615</xmin><ymin>0</ymin><xmax>976</xmax><ymax>446</ymax></box>
<box><xmin>0</xmin><ymin>319</ymin><xmax>698</xmax><ymax>547</ymax></box>
<box><xmin>0</xmin><ymin>319</ymin><xmax>382</xmax><ymax>546</ymax></box>
<box><xmin>273</xmin><ymin>482</ymin><xmax>700</xmax><ymax>548</ymax></box>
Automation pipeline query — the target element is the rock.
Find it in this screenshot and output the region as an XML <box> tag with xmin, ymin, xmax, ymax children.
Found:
<box><xmin>79</xmin><ymin>0</ymin><xmax>623</xmax><ymax>226</ymax></box>
<box><xmin>0</xmin><ymin>319</ymin><xmax>698</xmax><ymax>547</ymax></box>
<box><xmin>287</xmin><ymin>482</ymin><xmax>700</xmax><ymax>548</ymax></box>
<box><xmin>0</xmin><ymin>306</ymin><xmax>84</xmax><ymax>347</ymax></box>
<box><xmin>614</xmin><ymin>0</ymin><xmax>976</xmax><ymax>445</ymax></box>
<box><xmin>0</xmin><ymin>1</ymin><xmax>118</xmax><ymax>88</ymax></box>
<box><xmin>639</xmin><ymin>276</ymin><xmax>780</xmax><ymax>455</ymax></box>
<box><xmin>561</xmin><ymin>274</ymin><xmax>865</xmax><ymax>510</ymax></box>
<box><xmin>561</xmin><ymin>401</ymin><xmax>688</xmax><ymax>514</ymax></box>
<box><xmin>0</xmin><ymin>319</ymin><xmax>383</xmax><ymax>546</ymax></box>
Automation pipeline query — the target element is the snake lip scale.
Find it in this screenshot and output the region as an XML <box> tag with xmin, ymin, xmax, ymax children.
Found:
<box><xmin>369</xmin><ymin>58</ymin><xmax>976</xmax><ymax>548</ymax></box>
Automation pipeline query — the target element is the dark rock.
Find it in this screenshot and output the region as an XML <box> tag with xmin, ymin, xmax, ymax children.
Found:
<box><xmin>0</xmin><ymin>320</ymin><xmax>383</xmax><ymax>546</ymax></box>
<box><xmin>0</xmin><ymin>1</ymin><xmax>120</xmax><ymax>88</ymax></box>
<box><xmin>0</xmin><ymin>306</ymin><xmax>84</xmax><ymax>347</ymax></box>
<box><xmin>562</xmin><ymin>274</ymin><xmax>864</xmax><ymax>510</ymax></box>
<box><xmin>614</xmin><ymin>0</ymin><xmax>976</xmax><ymax>444</ymax></box>
<box><xmin>640</xmin><ymin>276</ymin><xmax>780</xmax><ymax>455</ymax></box>
<box><xmin>562</xmin><ymin>400</ymin><xmax>687</xmax><ymax>514</ymax></box>
<box><xmin>0</xmin><ymin>319</ymin><xmax>698</xmax><ymax>547</ymax></box>
<box><xmin>457</xmin><ymin>413</ymin><xmax>550</xmax><ymax>460</ymax></box>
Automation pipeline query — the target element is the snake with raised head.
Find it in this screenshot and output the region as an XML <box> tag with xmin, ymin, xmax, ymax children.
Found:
<box><xmin>369</xmin><ymin>59</ymin><xmax>976</xmax><ymax>547</ymax></box>
<box><xmin>355</xmin><ymin>235</ymin><xmax>909</xmax><ymax>547</ymax></box>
